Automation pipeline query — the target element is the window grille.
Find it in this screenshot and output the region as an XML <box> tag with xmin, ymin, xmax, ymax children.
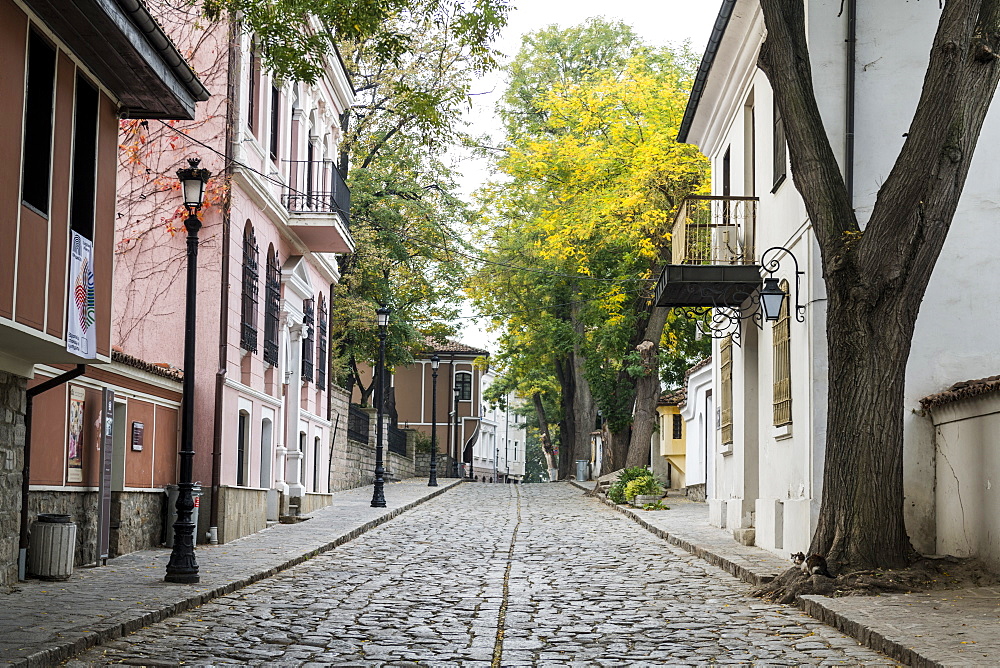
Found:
<box><xmin>720</xmin><ymin>336</ymin><xmax>734</xmax><ymax>445</ymax></box>
<box><xmin>773</xmin><ymin>280</ymin><xmax>792</xmax><ymax>426</ymax></box>
<box><xmin>672</xmin><ymin>413</ymin><xmax>683</xmax><ymax>440</ymax></box>
<box><xmin>317</xmin><ymin>295</ymin><xmax>328</xmax><ymax>390</ymax></box>
<box><xmin>263</xmin><ymin>247</ymin><xmax>281</xmax><ymax>366</ymax></box>
<box><xmin>240</xmin><ymin>225</ymin><xmax>259</xmax><ymax>353</ymax></box>
<box><xmin>301</xmin><ymin>298</ymin><xmax>315</xmax><ymax>382</ymax></box>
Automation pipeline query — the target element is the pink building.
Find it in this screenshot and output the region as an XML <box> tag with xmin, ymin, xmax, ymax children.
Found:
<box><xmin>114</xmin><ymin>12</ymin><xmax>354</xmax><ymax>543</ymax></box>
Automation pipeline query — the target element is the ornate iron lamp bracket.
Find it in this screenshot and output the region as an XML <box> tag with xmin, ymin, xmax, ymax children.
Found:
<box><xmin>760</xmin><ymin>246</ymin><xmax>806</xmax><ymax>323</ymax></box>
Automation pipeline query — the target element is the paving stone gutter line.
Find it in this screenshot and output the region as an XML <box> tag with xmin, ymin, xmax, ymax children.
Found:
<box><xmin>2</xmin><ymin>479</ymin><xmax>461</xmax><ymax>668</ymax></box>
<box><xmin>570</xmin><ymin>480</ymin><xmax>956</xmax><ymax>668</ymax></box>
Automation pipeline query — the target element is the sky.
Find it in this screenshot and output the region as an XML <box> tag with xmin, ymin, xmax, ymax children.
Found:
<box><xmin>453</xmin><ymin>0</ymin><xmax>723</xmax><ymax>351</ymax></box>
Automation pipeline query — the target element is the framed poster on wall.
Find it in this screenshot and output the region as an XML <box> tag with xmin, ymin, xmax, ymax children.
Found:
<box><xmin>67</xmin><ymin>386</ymin><xmax>85</xmax><ymax>483</ymax></box>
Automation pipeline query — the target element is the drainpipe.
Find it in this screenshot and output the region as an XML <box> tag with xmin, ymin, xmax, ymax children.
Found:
<box><xmin>208</xmin><ymin>17</ymin><xmax>239</xmax><ymax>545</ymax></box>
<box><xmin>19</xmin><ymin>364</ymin><xmax>85</xmax><ymax>580</ymax></box>
<box><xmin>845</xmin><ymin>0</ymin><xmax>857</xmax><ymax>206</ymax></box>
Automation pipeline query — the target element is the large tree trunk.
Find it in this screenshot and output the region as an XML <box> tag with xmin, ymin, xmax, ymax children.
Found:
<box><xmin>625</xmin><ymin>307</ymin><xmax>671</xmax><ymax>467</ymax></box>
<box><xmin>531</xmin><ymin>392</ymin><xmax>558</xmax><ymax>474</ymax></box>
<box><xmin>555</xmin><ymin>356</ymin><xmax>574</xmax><ymax>481</ymax></box>
<box><xmin>570</xmin><ymin>302</ymin><xmax>598</xmax><ymax>476</ymax></box>
<box><xmin>758</xmin><ymin>0</ymin><xmax>1000</xmax><ymax>571</ymax></box>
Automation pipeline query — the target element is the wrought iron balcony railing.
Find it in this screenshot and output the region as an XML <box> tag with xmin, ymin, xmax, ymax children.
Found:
<box><xmin>670</xmin><ymin>196</ymin><xmax>757</xmax><ymax>266</ymax></box>
<box><xmin>282</xmin><ymin>159</ymin><xmax>351</xmax><ymax>225</ymax></box>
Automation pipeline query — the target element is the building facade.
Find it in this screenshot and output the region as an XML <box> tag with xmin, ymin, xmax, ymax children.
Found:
<box><xmin>474</xmin><ymin>373</ymin><xmax>526</xmax><ymax>483</ymax></box>
<box><xmin>660</xmin><ymin>0</ymin><xmax>1000</xmax><ymax>557</ymax></box>
<box><xmin>0</xmin><ymin>0</ymin><xmax>207</xmax><ymax>583</ymax></box>
<box><xmin>113</xmin><ymin>10</ymin><xmax>354</xmax><ymax>543</ymax></box>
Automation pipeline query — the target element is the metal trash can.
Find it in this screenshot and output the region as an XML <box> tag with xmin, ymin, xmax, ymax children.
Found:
<box><xmin>28</xmin><ymin>514</ymin><xmax>76</xmax><ymax>581</ymax></box>
<box><xmin>575</xmin><ymin>460</ymin><xmax>590</xmax><ymax>482</ymax></box>
<box><xmin>164</xmin><ymin>484</ymin><xmax>202</xmax><ymax>547</ymax></box>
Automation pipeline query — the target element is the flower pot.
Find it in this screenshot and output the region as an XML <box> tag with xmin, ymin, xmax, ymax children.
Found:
<box><xmin>632</xmin><ymin>494</ymin><xmax>661</xmax><ymax>507</ymax></box>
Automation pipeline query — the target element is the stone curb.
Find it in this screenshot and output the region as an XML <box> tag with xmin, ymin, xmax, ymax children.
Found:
<box><xmin>799</xmin><ymin>596</ymin><xmax>942</xmax><ymax>668</ymax></box>
<box><xmin>10</xmin><ymin>479</ymin><xmax>463</xmax><ymax>668</ymax></box>
<box><xmin>569</xmin><ymin>480</ymin><xmax>777</xmax><ymax>587</ymax></box>
<box><xmin>570</xmin><ymin>482</ymin><xmax>937</xmax><ymax>668</ymax></box>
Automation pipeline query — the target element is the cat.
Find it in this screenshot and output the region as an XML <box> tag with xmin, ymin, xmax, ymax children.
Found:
<box><xmin>790</xmin><ymin>551</ymin><xmax>833</xmax><ymax>578</ymax></box>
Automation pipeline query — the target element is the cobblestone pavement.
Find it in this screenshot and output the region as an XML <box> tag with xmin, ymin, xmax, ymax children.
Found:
<box><xmin>67</xmin><ymin>484</ymin><xmax>892</xmax><ymax>666</ymax></box>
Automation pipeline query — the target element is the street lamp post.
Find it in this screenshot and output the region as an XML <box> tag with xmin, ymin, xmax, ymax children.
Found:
<box><xmin>371</xmin><ymin>306</ymin><xmax>390</xmax><ymax>508</ymax></box>
<box><xmin>165</xmin><ymin>158</ymin><xmax>210</xmax><ymax>584</ymax></box>
<box><xmin>428</xmin><ymin>355</ymin><xmax>440</xmax><ymax>487</ymax></box>
<box><xmin>452</xmin><ymin>386</ymin><xmax>460</xmax><ymax>478</ymax></box>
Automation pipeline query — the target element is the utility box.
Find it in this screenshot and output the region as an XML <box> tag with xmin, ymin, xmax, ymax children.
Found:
<box><xmin>28</xmin><ymin>514</ymin><xmax>77</xmax><ymax>581</ymax></box>
<box><xmin>164</xmin><ymin>484</ymin><xmax>202</xmax><ymax>547</ymax></box>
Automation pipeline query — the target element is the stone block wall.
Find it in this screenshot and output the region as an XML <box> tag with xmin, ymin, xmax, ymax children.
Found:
<box><xmin>110</xmin><ymin>491</ymin><xmax>164</xmax><ymax>557</ymax></box>
<box><xmin>0</xmin><ymin>371</ymin><xmax>26</xmax><ymax>587</ymax></box>
<box><xmin>28</xmin><ymin>490</ymin><xmax>99</xmax><ymax>567</ymax></box>
<box><xmin>300</xmin><ymin>492</ymin><xmax>333</xmax><ymax>514</ymax></box>
<box><xmin>217</xmin><ymin>486</ymin><xmax>267</xmax><ymax>543</ymax></box>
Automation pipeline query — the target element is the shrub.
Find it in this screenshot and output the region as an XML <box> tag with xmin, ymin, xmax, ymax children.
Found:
<box><xmin>606</xmin><ymin>466</ymin><xmax>654</xmax><ymax>504</ymax></box>
<box><xmin>624</xmin><ymin>475</ymin><xmax>663</xmax><ymax>501</ymax></box>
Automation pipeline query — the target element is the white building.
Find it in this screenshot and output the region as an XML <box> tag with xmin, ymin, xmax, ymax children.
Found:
<box><xmin>657</xmin><ymin>0</ymin><xmax>1000</xmax><ymax>558</ymax></box>
<box><xmin>475</xmin><ymin>373</ymin><xmax>526</xmax><ymax>482</ymax></box>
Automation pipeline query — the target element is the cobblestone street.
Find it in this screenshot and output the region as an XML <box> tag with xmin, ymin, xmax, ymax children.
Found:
<box><xmin>67</xmin><ymin>484</ymin><xmax>891</xmax><ymax>666</ymax></box>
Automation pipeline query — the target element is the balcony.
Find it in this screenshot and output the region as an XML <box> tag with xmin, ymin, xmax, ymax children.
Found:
<box><xmin>282</xmin><ymin>160</ymin><xmax>355</xmax><ymax>254</ymax></box>
<box><xmin>654</xmin><ymin>196</ymin><xmax>761</xmax><ymax>307</ymax></box>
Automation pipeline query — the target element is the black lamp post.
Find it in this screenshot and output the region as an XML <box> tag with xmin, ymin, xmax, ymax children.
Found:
<box><xmin>428</xmin><ymin>354</ymin><xmax>440</xmax><ymax>487</ymax></box>
<box><xmin>165</xmin><ymin>158</ymin><xmax>210</xmax><ymax>584</ymax></box>
<box><xmin>452</xmin><ymin>386</ymin><xmax>460</xmax><ymax>478</ymax></box>
<box><xmin>371</xmin><ymin>306</ymin><xmax>390</xmax><ymax>508</ymax></box>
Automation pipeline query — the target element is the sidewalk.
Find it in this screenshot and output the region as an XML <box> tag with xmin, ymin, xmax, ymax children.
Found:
<box><xmin>0</xmin><ymin>478</ymin><xmax>460</xmax><ymax>668</ymax></box>
<box><xmin>573</xmin><ymin>480</ymin><xmax>1000</xmax><ymax>668</ymax></box>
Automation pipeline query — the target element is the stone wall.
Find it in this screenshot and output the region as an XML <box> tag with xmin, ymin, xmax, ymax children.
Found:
<box><xmin>300</xmin><ymin>492</ymin><xmax>333</xmax><ymax>515</ymax></box>
<box><xmin>217</xmin><ymin>486</ymin><xmax>267</xmax><ymax>544</ymax></box>
<box><xmin>28</xmin><ymin>490</ymin><xmax>99</xmax><ymax>567</ymax></box>
<box><xmin>328</xmin><ymin>389</ymin><xmax>418</xmax><ymax>491</ymax></box>
<box><xmin>0</xmin><ymin>371</ymin><xmax>26</xmax><ymax>587</ymax></box>
<box><xmin>110</xmin><ymin>491</ymin><xmax>165</xmax><ymax>556</ymax></box>
<box><xmin>685</xmin><ymin>483</ymin><xmax>707</xmax><ymax>502</ymax></box>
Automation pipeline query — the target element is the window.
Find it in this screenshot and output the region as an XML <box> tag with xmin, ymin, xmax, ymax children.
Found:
<box><xmin>316</xmin><ymin>294</ymin><xmax>327</xmax><ymax>390</ymax></box>
<box><xmin>269</xmin><ymin>85</ymin><xmax>280</xmax><ymax>161</ymax></box>
<box><xmin>720</xmin><ymin>335</ymin><xmax>733</xmax><ymax>445</ymax></box>
<box><xmin>22</xmin><ymin>30</ymin><xmax>56</xmax><ymax>214</ymax></box>
<box><xmin>259</xmin><ymin>417</ymin><xmax>273</xmax><ymax>488</ymax></box>
<box><xmin>240</xmin><ymin>224</ymin><xmax>259</xmax><ymax>353</ymax></box>
<box><xmin>248</xmin><ymin>40</ymin><xmax>260</xmax><ymax>133</ymax></box>
<box><xmin>455</xmin><ymin>371</ymin><xmax>472</xmax><ymax>401</ymax></box>
<box><xmin>313</xmin><ymin>436</ymin><xmax>321</xmax><ymax>491</ymax></box>
<box><xmin>772</xmin><ymin>96</ymin><xmax>787</xmax><ymax>191</ymax></box>
<box><xmin>301</xmin><ymin>298</ymin><xmax>315</xmax><ymax>382</ymax></box>
<box><xmin>263</xmin><ymin>246</ymin><xmax>280</xmax><ymax>366</ymax></box>
<box><xmin>70</xmin><ymin>74</ymin><xmax>98</xmax><ymax>240</ymax></box>
<box><xmin>237</xmin><ymin>410</ymin><xmax>249</xmax><ymax>487</ymax></box>
<box><xmin>672</xmin><ymin>413</ymin><xmax>683</xmax><ymax>440</ymax></box>
<box><xmin>773</xmin><ymin>280</ymin><xmax>792</xmax><ymax>426</ymax></box>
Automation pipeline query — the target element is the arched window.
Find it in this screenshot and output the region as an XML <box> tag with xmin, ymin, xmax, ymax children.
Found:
<box><xmin>313</xmin><ymin>436</ymin><xmax>322</xmax><ymax>491</ymax></box>
<box><xmin>237</xmin><ymin>409</ymin><xmax>250</xmax><ymax>487</ymax></box>
<box><xmin>773</xmin><ymin>280</ymin><xmax>792</xmax><ymax>426</ymax></box>
<box><xmin>260</xmin><ymin>417</ymin><xmax>273</xmax><ymax>488</ymax></box>
<box><xmin>316</xmin><ymin>294</ymin><xmax>328</xmax><ymax>390</ymax></box>
<box><xmin>455</xmin><ymin>371</ymin><xmax>472</xmax><ymax>401</ymax></box>
<box><xmin>240</xmin><ymin>223</ymin><xmax>259</xmax><ymax>353</ymax></box>
<box><xmin>263</xmin><ymin>246</ymin><xmax>281</xmax><ymax>366</ymax></box>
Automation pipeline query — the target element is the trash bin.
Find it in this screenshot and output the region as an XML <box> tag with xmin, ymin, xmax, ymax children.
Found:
<box><xmin>164</xmin><ymin>484</ymin><xmax>202</xmax><ymax>547</ymax></box>
<box><xmin>575</xmin><ymin>460</ymin><xmax>590</xmax><ymax>482</ymax></box>
<box><xmin>28</xmin><ymin>514</ymin><xmax>76</xmax><ymax>581</ymax></box>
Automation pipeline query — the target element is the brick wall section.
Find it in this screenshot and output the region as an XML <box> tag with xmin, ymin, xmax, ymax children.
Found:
<box><xmin>0</xmin><ymin>371</ymin><xmax>27</xmax><ymax>586</ymax></box>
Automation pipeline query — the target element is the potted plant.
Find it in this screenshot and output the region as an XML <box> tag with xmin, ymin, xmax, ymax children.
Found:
<box><xmin>625</xmin><ymin>475</ymin><xmax>664</xmax><ymax>507</ymax></box>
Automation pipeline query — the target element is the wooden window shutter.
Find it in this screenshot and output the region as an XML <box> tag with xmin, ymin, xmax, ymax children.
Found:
<box><xmin>720</xmin><ymin>336</ymin><xmax>733</xmax><ymax>445</ymax></box>
<box><xmin>773</xmin><ymin>280</ymin><xmax>792</xmax><ymax>426</ymax></box>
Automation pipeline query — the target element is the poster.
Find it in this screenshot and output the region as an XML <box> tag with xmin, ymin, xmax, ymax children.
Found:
<box><xmin>67</xmin><ymin>230</ymin><xmax>96</xmax><ymax>358</ymax></box>
<box><xmin>67</xmin><ymin>386</ymin><xmax>85</xmax><ymax>483</ymax></box>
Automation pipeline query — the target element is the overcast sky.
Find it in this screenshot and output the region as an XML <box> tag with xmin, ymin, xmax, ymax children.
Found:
<box><xmin>454</xmin><ymin>1</ymin><xmax>722</xmax><ymax>351</ymax></box>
